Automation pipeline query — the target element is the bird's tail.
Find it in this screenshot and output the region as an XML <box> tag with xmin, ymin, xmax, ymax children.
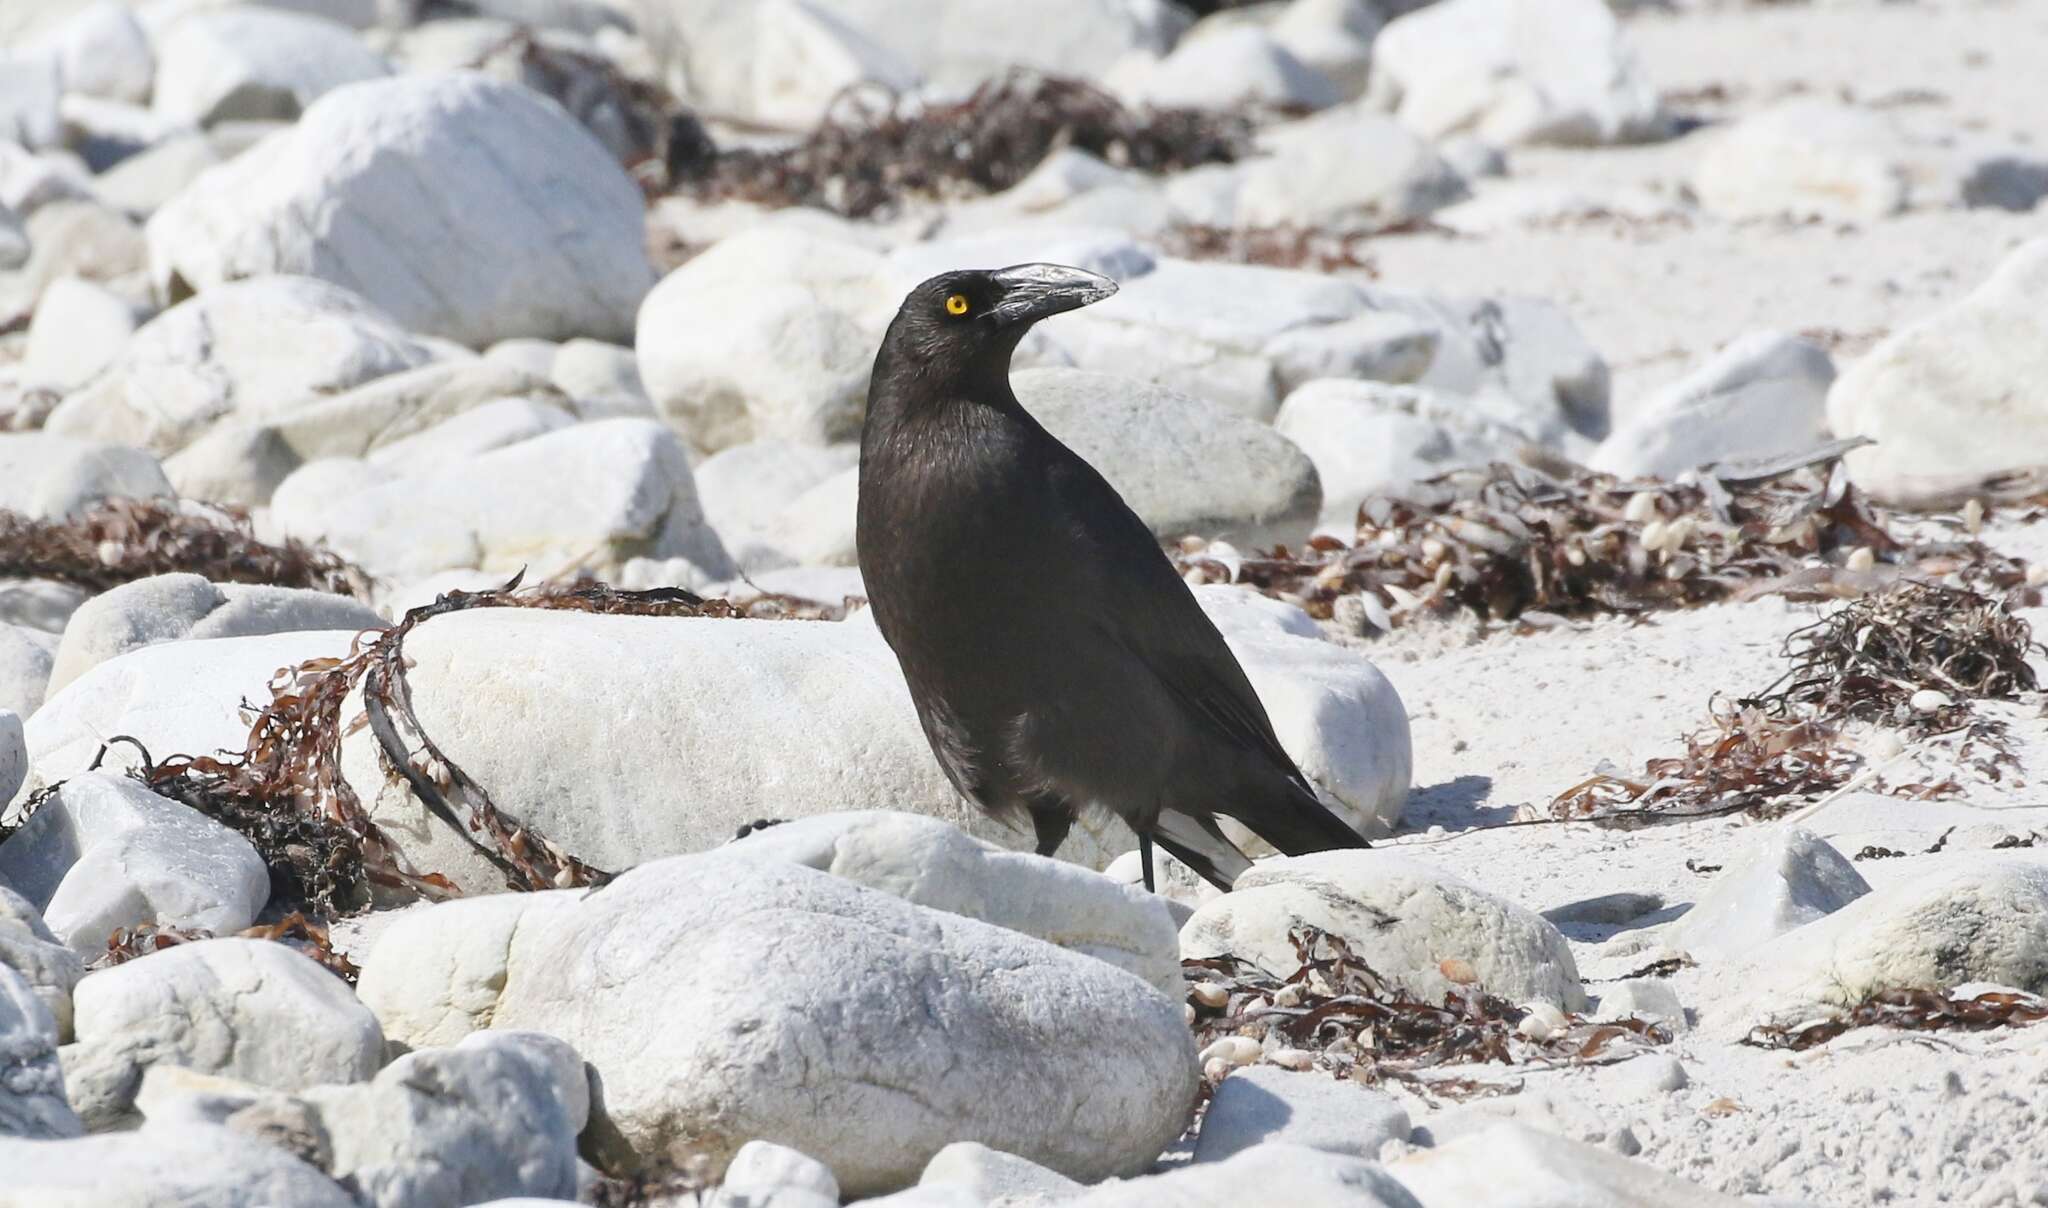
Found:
<box><xmin>1232</xmin><ymin>776</ymin><xmax>1371</xmax><ymax>858</ymax></box>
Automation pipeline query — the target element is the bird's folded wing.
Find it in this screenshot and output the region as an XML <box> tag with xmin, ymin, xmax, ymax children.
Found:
<box><xmin>1104</xmin><ymin>614</ymin><xmax>1314</xmax><ymax>796</ymax></box>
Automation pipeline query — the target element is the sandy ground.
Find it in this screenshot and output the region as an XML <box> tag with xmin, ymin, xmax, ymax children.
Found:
<box><xmin>1342</xmin><ymin>510</ymin><xmax>2048</xmax><ymax>1205</ymax></box>
<box><xmin>1369</xmin><ymin>0</ymin><xmax>2048</xmax><ymax>418</ymax></box>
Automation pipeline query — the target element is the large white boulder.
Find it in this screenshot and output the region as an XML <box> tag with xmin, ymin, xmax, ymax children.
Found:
<box><xmin>1670</xmin><ymin>827</ymin><xmax>1869</xmax><ymax>963</ymax></box>
<box><xmin>1114</xmin><ymin>26</ymin><xmax>1339</xmax><ymax>113</ymax></box>
<box><xmin>27</xmin><ymin>1</ymin><xmax>153</xmax><ymax>106</ymax></box>
<box><xmin>44</xmin><ymin>276</ymin><xmax>436</xmax><ymax>457</ymax></box>
<box><xmin>1710</xmin><ymin>859</ymin><xmax>2048</xmax><ymax>1035</ymax></box>
<box><xmin>1693</xmin><ymin>100</ymin><xmax>1909</xmax><ymax>222</ymax></box>
<box><xmin>1015</xmin><ymin>367</ymin><xmax>1322</xmax><ymax>548</ymax></box>
<box><xmin>147</xmin><ymin>73</ymin><xmax>654</xmax><ymax>347</ymax></box>
<box><xmin>0</xmin><ymin>773</ymin><xmax>268</xmax><ymax>955</ymax></box>
<box><xmin>0</xmin><ymin>962</ymin><xmax>80</xmax><ymax>1139</ymax></box>
<box><xmin>1181</xmin><ymin>851</ymin><xmax>1585</xmax><ymax>1010</ymax></box>
<box><xmin>635</xmin><ymin>228</ymin><xmax>897</xmax><ymax>452</ymax></box>
<box><xmin>332</xmin><ymin>591</ymin><xmax>1405</xmax><ymax>892</ymax></box>
<box><xmin>0</xmin><ymin>198</ymin><xmax>145</xmax><ymax>328</ymax></box>
<box><xmin>269</xmin><ymin>418</ymin><xmax>732</xmax><ymax>583</ymax></box>
<box><xmin>692</xmin><ymin>440</ymin><xmax>862</xmax><ymax>570</ymax></box>
<box><xmin>18</xmin><ymin>275</ymin><xmax>138</xmax><ymax>394</ymax></box>
<box><xmin>637</xmin><ymin>0</ymin><xmax>1185</xmax><ymax>120</ymax></box>
<box><xmin>0</xmin><ymin>885</ymin><xmax>84</xmax><ymax>1041</ymax></box>
<box><xmin>0</xmin><ymin>433</ymin><xmax>171</xmax><ymax>520</ymax></box>
<box><xmin>1275</xmin><ymin>380</ymin><xmax>1539</xmax><ymax>527</ymax></box>
<box><xmin>1367</xmin><ymin>0</ymin><xmax>1665</xmax><ymax>146</ymax></box>
<box><xmin>0</xmin><ymin>632</ymin><xmax>51</xmax><ymax>728</ymax></box>
<box><xmin>0</xmin><ymin>1119</ymin><xmax>357</xmax><ymax>1207</ymax></box>
<box><xmin>0</xmin><ymin>48</ymin><xmax>63</xmax><ymax>151</ymax></box>
<box><xmin>1592</xmin><ymin>333</ymin><xmax>1835</xmax><ymax>480</ymax></box>
<box><xmin>1389</xmin><ymin>1122</ymin><xmax>1740</xmax><ymax>1207</ymax></box>
<box><xmin>1232</xmin><ymin>109</ymin><xmax>1467</xmax><ymax>233</ymax></box>
<box><xmin>475</xmin><ymin>856</ymin><xmax>1197</xmax><ymax>1194</ymax></box>
<box><xmin>63</xmin><ymin>937</ymin><xmax>383</xmax><ymax>1128</ymax></box>
<box><xmin>23</xmin><ymin>629</ymin><xmax>359</xmax><ymax>789</ymax></box>
<box><xmin>152</xmin><ymin>8</ymin><xmax>390</xmax><ymax>127</ymax></box>
<box><xmin>1827</xmin><ymin>238</ymin><xmax>2048</xmax><ymax>505</ymax></box>
<box><xmin>715</xmin><ymin>811</ymin><xmax>1184</xmax><ymax>996</ymax></box>
<box><xmin>47</xmin><ymin>575</ymin><xmax>383</xmax><ymax>698</ymax></box>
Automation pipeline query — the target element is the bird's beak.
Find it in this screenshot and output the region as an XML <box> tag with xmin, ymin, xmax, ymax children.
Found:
<box><xmin>986</xmin><ymin>263</ymin><xmax>1119</xmax><ymax>325</ymax></box>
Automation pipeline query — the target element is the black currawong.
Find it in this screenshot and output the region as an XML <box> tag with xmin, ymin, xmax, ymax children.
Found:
<box><xmin>855</xmin><ymin>263</ymin><xmax>1369</xmax><ymax>891</ymax></box>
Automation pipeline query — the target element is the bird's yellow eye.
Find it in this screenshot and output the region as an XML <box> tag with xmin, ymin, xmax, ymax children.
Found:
<box><xmin>944</xmin><ymin>294</ymin><xmax>970</xmax><ymax>316</ymax></box>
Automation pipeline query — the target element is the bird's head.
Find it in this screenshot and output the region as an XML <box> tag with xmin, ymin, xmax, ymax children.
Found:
<box><xmin>878</xmin><ymin>263</ymin><xmax>1119</xmax><ymax>380</ymax></box>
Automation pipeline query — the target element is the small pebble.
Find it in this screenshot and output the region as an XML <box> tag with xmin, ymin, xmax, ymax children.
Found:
<box><xmin>1846</xmin><ymin>546</ymin><xmax>1875</xmax><ymax>573</ymax></box>
<box><xmin>1639</xmin><ymin>520</ymin><xmax>1669</xmax><ymax>552</ymax></box>
<box><xmin>1190</xmin><ymin>982</ymin><xmax>1229</xmax><ymax>1009</ymax></box>
<box><xmin>1910</xmin><ymin>688</ymin><xmax>1954</xmax><ymax>714</ymax></box>
<box><xmin>1516</xmin><ymin>1001</ymin><xmax>1568</xmax><ymax>1041</ymax></box>
<box><xmin>1198</xmin><ymin>1036</ymin><xmax>1262</xmax><ymax>1069</ymax></box>
<box><xmin>1963</xmin><ymin>498</ymin><xmax>1985</xmax><ymax>533</ymax></box>
<box><xmin>2029</xmin><ymin>563</ymin><xmax>2048</xmax><ymax>589</ymax></box>
<box><xmin>1268</xmin><ymin>1048</ymin><xmax>1315</xmax><ymax>1071</ymax></box>
<box><xmin>1624</xmin><ymin>492</ymin><xmax>1659</xmax><ymax>523</ymax></box>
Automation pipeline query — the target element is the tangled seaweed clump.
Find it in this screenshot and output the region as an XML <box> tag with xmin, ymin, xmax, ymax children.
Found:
<box><xmin>1550</xmin><ymin>582</ymin><xmax>2040</xmax><ymax>826</ymax></box>
<box><xmin>1184</xmin><ymin>927</ymin><xmax>1669</xmax><ymax>1106</ymax></box>
<box><xmin>680</xmin><ymin>71</ymin><xmax>1251</xmax><ymax>218</ymax></box>
<box><xmin>1184</xmin><ymin>453</ymin><xmax>2038</xmax><ymax>631</ymax></box>
<box><xmin>1745</xmin><ymin>987</ymin><xmax>2048</xmax><ymax>1051</ymax></box>
<box><xmin>100</xmin><ymin>578</ymin><xmax>812</xmax><ymax>918</ymax></box>
<box><xmin>0</xmin><ymin>497</ymin><xmax>367</xmax><ymax>598</ymax></box>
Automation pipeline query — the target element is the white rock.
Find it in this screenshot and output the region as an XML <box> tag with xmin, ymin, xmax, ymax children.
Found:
<box><xmin>364</xmin><ymin>397</ymin><xmax>576</xmax><ymax>476</ymax></box>
<box><xmin>549</xmin><ymin>338</ymin><xmax>649</xmax><ymax>411</ymax></box>
<box><xmin>23</xmin><ymin>629</ymin><xmax>359</xmax><ymax>788</ymax></box>
<box><xmin>1270</xmin><ymin>0</ymin><xmax>1381</xmax><ymax>99</ymax></box>
<box><xmin>920</xmin><ymin>1141</ymin><xmax>1081</xmax><ymax>1204</ymax></box>
<box><xmin>473</xmin><ymin>857</ymin><xmax>1197</xmax><ymax>1194</ymax></box>
<box><xmin>0</xmin><ymin>48</ymin><xmax>63</xmax><ymax>150</ymax></box>
<box><xmin>1434</xmin><ymin>180</ymin><xmax>1689</xmax><ymax>235</ymax></box>
<box><xmin>19</xmin><ymin>276</ymin><xmax>136</xmax><ymax>393</ymax></box>
<box><xmin>45</xmin><ymin>275</ymin><xmax>435</xmax><ymax>456</ymax></box>
<box><xmin>352</xmin><ymin>893</ymin><xmax>575</xmax><ymax>1049</ymax></box>
<box><xmin>0</xmin><ymin>962</ymin><xmax>80</xmax><ymax>1138</ymax></box>
<box><xmin>639</xmin><ymin>0</ymin><xmax>1183</xmax><ymax>113</ymax></box>
<box><xmin>1014</xmin><ymin>367</ymin><xmax>1322</xmax><ymax>548</ymax></box>
<box><xmin>1713</xmin><ymin>859</ymin><xmax>2048</xmax><ymax>1034</ymax></box>
<box><xmin>482</xmin><ymin>337</ymin><xmax>558</xmax><ymax>379</ymax></box>
<box><xmin>0</xmin><ymin>197</ymin><xmax>145</xmax><ymax>329</ymax></box>
<box><xmin>1276</xmin><ymin>380</ymin><xmax>1540</xmax><ymax>526</ymax></box>
<box><xmin>1078</xmin><ymin>1143</ymin><xmax>1421</xmax><ymax>1207</ymax></box>
<box><xmin>153</xmin><ymin>8</ymin><xmax>389</xmax><ymax>127</ymax></box>
<box><xmin>1694</xmin><ymin>100</ymin><xmax>1908</xmax><ymax>222</ymax></box>
<box><xmin>1181</xmin><ymin>851</ymin><xmax>1586</xmax><ymax>1010</ymax></box>
<box><xmin>0</xmin><ymin>142</ymin><xmax>92</xmax><ymax>217</ymax></box>
<box><xmin>724</xmin><ymin>1139</ymin><xmax>841</xmax><ymax>1202</ymax></box>
<box><xmin>1117</xmin><ymin>26</ymin><xmax>1339</xmax><ymax>112</ymax></box>
<box><xmin>0</xmin><ymin>432</ymin><xmax>169</xmax><ymax>522</ymax></box>
<box><xmin>0</xmin><ymin>885</ymin><xmax>84</xmax><ymax>1041</ymax></box>
<box><xmin>1596</xmin><ymin>978</ymin><xmax>1687</xmax><ymax>1033</ymax></box>
<box><xmin>1188</xmin><ymin>585</ymin><xmax>1411</xmax><ymax>839</ymax></box>
<box><xmin>0</xmin><ymin>708</ymin><xmax>22</xmax><ymax>805</ymax></box>
<box><xmin>89</xmin><ymin>135</ymin><xmax>220</xmax><ymax>219</ymax></box>
<box><xmin>692</xmin><ymin>440</ymin><xmax>861</xmax><ymax>569</ymax></box>
<box><xmin>1829</xmin><ymin>237</ymin><xmax>2048</xmax><ymax>505</ymax></box>
<box><xmin>0</xmin><ymin>629</ymin><xmax>56</xmax><ymax>721</ymax></box>
<box><xmin>1672</xmin><ymin>827</ymin><xmax>1869</xmax><ymax>963</ymax></box>
<box><xmin>716</xmin><ymin>811</ymin><xmax>1184</xmax><ymax>996</ymax></box>
<box><xmin>1195</xmin><ymin>1065</ymin><xmax>1410</xmax><ymax>1164</ymax></box>
<box><xmin>635</xmin><ymin>228</ymin><xmax>896</xmax><ymax>451</ymax></box>
<box><xmin>1592</xmin><ymin>333</ymin><xmax>1835</xmax><ymax>480</ymax></box>
<box><xmin>147</xmin><ymin>73</ymin><xmax>653</xmax><ymax>347</ymax></box>
<box><xmin>282</xmin><ymin>1030</ymin><xmax>583</xmax><ymax>1208</ymax></box>
<box><xmin>0</xmin><ymin>773</ymin><xmax>268</xmax><ymax>955</ymax></box>
<box><xmin>47</xmin><ymin>575</ymin><xmax>383</xmax><ymax>698</ymax></box>
<box><xmin>64</xmin><ymin>937</ymin><xmax>382</xmax><ymax>1128</ymax></box>
<box><xmin>271</xmin><ymin>417</ymin><xmax>732</xmax><ymax>583</ymax></box>
<box><xmin>1389</xmin><ymin>1122</ymin><xmax>1739</xmax><ymax>1206</ymax></box>
<box><xmin>33</xmin><ymin>1</ymin><xmax>154</xmax><ymax>105</ymax></box>
<box><xmin>1235</xmin><ymin>109</ymin><xmax>1467</xmax><ymax>233</ymax></box>
<box><xmin>0</xmin><ymin>201</ymin><xmax>24</xmax><ymax>271</ymax></box>
<box><xmin>0</xmin><ymin>1119</ymin><xmax>357</xmax><ymax>1206</ymax></box>
<box><xmin>1367</xmin><ymin>0</ymin><xmax>1665</xmax><ymax>146</ymax></box>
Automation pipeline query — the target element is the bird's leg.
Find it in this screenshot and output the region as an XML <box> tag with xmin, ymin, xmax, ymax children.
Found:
<box><xmin>1140</xmin><ymin>833</ymin><xmax>1156</xmax><ymax>893</ymax></box>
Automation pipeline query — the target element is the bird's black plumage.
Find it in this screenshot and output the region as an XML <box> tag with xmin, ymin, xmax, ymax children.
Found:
<box><xmin>856</xmin><ymin>263</ymin><xmax>1368</xmax><ymax>890</ymax></box>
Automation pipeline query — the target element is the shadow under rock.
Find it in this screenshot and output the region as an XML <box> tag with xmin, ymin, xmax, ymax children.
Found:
<box><xmin>1399</xmin><ymin>775</ymin><xmax>1515</xmax><ymax>832</ymax></box>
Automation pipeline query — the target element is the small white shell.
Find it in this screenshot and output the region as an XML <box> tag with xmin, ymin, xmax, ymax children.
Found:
<box><xmin>1624</xmin><ymin>492</ymin><xmax>1658</xmax><ymax>524</ymax></box>
<box><xmin>1845</xmin><ymin>546</ymin><xmax>1875</xmax><ymax>573</ymax></box>
<box><xmin>1639</xmin><ymin>520</ymin><xmax>1669</xmax><ymax>553</ymax></box>
<box><xmin>1198</xmin><ymin>1036</ymin><xmax>1263</xmax><ymax>1069</ymax></box>
<box><xmin>1190</xmin><ymin>982</ymin><xmax>1229</xmax><ymax>1009</ymax></box>
<box><xmin>1963</xmin><ymin>498</ymin><xmax>1985</xmax><ymax>534</ymax></box>
<box><xmin>1910</xmin><ymin>688</ymin><xmax>1954</xmax><ymax>714</ymax></box>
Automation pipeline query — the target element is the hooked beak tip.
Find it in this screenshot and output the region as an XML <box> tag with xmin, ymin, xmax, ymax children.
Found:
<box><xmin>988</xmin><ymin>262</ymin><xmax>1119</xmax><ymax>324</ymax></box>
